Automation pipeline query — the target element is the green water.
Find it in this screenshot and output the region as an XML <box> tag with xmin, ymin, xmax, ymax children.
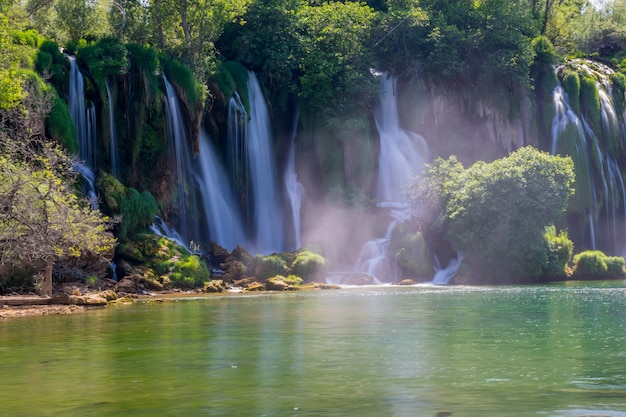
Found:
<box><xmin>2</xmin><ymin>283</ymin><xmax>626</xmax><ymax>417</ymax></box>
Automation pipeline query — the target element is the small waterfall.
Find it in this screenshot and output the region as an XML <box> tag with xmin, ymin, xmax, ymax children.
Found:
<box><xmin>227</xmin><ymin>92</ymin><xmax>248</xmax><ymax>195</ymax></box>
<box><xmin>163</xmin><ymin>75</ymin><xmax>199</xmax><ymax>245</ymax></box>
<box><xmin>68</xmin><ymin>56</ymin><xmax>98</xmax><ymax>207</ymax></box>
<box><xmin>353</xmin><ymin>72</ymin><xmax>432</xmax><ymax>283</ymax></box>
<box><xmin>245</xmin><ymin>72</ymin><xmax>284</xmax><ymax>254</ymax></box>
<box><xmin>284</xmin><ymin>110</ymin><xmax>304</xmax><ymax>250</ymax></box>
<box><xmin>196</xmin><ymin>129</ymin><xmax>247</xmax><ymax>251</ymax></box>
<box><xmin>105</xmin><ymin>78</ymin><xmax>119</xmax><ymax>178</ymax></box>
<box><xmin>431</xmin><ymin>253</ymin><xmax>464</xmax><ymax>285</ymax></box>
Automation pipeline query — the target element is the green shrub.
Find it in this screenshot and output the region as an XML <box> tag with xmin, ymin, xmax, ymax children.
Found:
<box><xmin>572</xmin><ymin>250</ymin><xmax>625</xmax><ymax>278</ymax></box>
<box><xmin>47</xmin><ymin>91</ymin><xmax>78</xmax><ymax>153</ymax></box>
<box><xmin>259</xmin><ymin>255</ymin><xmax>288</xmax><ymax>279</ymax></box>
<box><xmin>161</xmin><ymin>56</ymin><xmax>203</xmax><ymax>108</ymax></box>
<box><xmin>77</xmin><ymin>38</ymin><xmax>129</xmax><ymax>79</ymax></box>
<box><xmin>284</xmin><ymin>274</ymin><xmax>303</xmax><ymax>286</ymax></box>
<box><xmin>542</xmin><ymin>225</ymin><xmax>574</xmax><ymax>278</ymax></box>
<box><xmin>171</xmin><ymin>255</ymin><xmax>210</xmax><ymax>288</ymax></box>
<box><xmin>117</xmin><ymin>188</ymin><xmax>158</xmax><ymax>241</ymax></box>
<box><xmin>35</xmin><ymin>40</ymin><xmax>67</xmax><ymax>91</ymax></box>
<box><xmin>292</xmin><ymin>250</ymin><xmax>328</xmax><ymax>282</ymax></box>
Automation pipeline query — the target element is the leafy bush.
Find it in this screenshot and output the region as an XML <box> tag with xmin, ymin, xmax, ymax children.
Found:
<box><xmin>412</xmin><ymin>147</ymin><xmax>575</xmax><ymax>282</ymax></box>
<box><xmin>171</xmin><ymin>255</ymin><xmax>210</xmax><ymax>288</ymax></box>
<box><xmin>572</xmin><ymin>250</ymin><xmax>625</xmax><ymax>278</ymax></box>
<box><xmin>542</xmin><ymin>225</ymin><xmax>574</xmax><ymax>278</ymax></box>
<box><xmin>77</xmin><ymin>38</ymin><xmax>129</xmax><ymax>79</ymax></box>
<box><xmin>47</xmin><ymin>91</ymin><xmax>78</xmax><ymax>153</ymax></box>
<box><xmin>258</xmin><ymin>254</ymin><xmax>288</xmax><ymax>279</ymax></box>
<box><xmin>292</xmin><ymin>250</ymin><xmax>328</xmax><ymax>282</ymax></box>
<box><xmin>35</xmin><ymin>40</ymin><xmax>67</xmax><ymax>91</ymax></box>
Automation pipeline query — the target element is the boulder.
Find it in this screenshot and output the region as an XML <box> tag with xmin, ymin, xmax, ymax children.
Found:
<box><xmin>116</xmin><ymin>277</ymin><xmax>136</xmax><ymax>293</ymax></box>
<box><xmin>265</xmin><ymin>277</ymin><xmax>295</xmax><ymax>291</ymax></box>
<box><xmin>397</xmin><ymin>279</ymin><xmax>417</xmax><ymax>285</ymax></box>
<box><xmin>203</xmin><ymin>280</ymin><xmax>226</xmax><ymax>293</ymax></box>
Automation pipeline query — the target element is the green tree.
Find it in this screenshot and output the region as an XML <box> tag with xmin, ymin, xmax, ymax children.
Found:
<box><xmin>412</xmin><ymin>147</ymin><xmax>575</xmax><ymax>282</ymax></box>
<box><xmin>296</xmin><ymin>0</ymin><xmax>378</xmax><ymax>121</ymax></box>
<box><xmin>0</xmin><ymin>12</ymin><xmax>25</xmax><ymax>109</ymax></box>
<box><xmin>0</xmin><ymin>138</ymin><xmax>116</xmax><ymax>296</ymax></box>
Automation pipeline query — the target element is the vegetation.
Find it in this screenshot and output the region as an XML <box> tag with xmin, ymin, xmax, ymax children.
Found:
<box><xmin>572</xmin><ymin>250</ymin><xmax>625</xmax><ymax>278</ymax></box>
<box><xmin>411</xmin><ymin>147</ymin><xmax>575</xmax><ymax>282</ymax></box>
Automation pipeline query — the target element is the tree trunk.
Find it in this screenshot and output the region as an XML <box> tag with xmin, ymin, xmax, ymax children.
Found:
<box><xmin>40</xmin><ymin>259</ymin><xmax>53</xmax><ymax>297</ymax></box>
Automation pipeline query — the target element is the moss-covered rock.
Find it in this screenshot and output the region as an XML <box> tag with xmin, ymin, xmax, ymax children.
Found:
<box><xmin>571</xmin><ymin>250</ymin><xmax>625</xmax><ymax>279</ymax></box>
<box><xmin>291</xmin><ymin>250</ymin><xmax>328</xmax><ymax>282</ymax></box>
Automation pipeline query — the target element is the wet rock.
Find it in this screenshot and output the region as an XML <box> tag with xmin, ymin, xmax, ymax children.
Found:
<box><xmin>397</xmin><ymin>279</ymin><xmax>417</xmax><ymax>285</ymax></box>
<box><xmin>203</xmin><ymin>280</ymin><xmax>226</xmax><ymax>293</ymax></box>
<box><xmin>265</xmin><ymin>277</ymin><xmax>295</xmax><ymax>291</ymax></box>
<box><xmin>116</xmin><ymin>277</ymin><xmax>136</xmax><ymax>293</ymax></box>
<box><xmin>335</xmin><ymin>273</ymin><xmax>375</xmax><ymax>286</ymax></box>
<box><xmin>246</xmin><ymin>282</ymin><xmax>266</xmax><ymax>291</ymax></box>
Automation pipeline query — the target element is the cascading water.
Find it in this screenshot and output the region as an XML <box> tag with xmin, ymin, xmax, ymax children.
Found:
<box><xmin>244</xmin><ymin>72</ymin><xmax>285</xmax><ymax>254</ymax></box>
<box><xmin>353</xmin><ymin>72</ymin><xmax>443</xmax><ymax>283</ymax></box>
<box><xmin>163</xmin><ymin>75</ymin><xmax>200</xmax><ymax>247</ymax></box>
<box><xmin>284</xmin><ymin>110</ymin><xmax>304</xmax><ymax>250</ymax></box>
<box><xmin>68</xmin><ymin>56</ymin><xmax>97</xmax><ymax>207</ymax></box>
<box><xmin>105</xmin><ymin>78</ymin><xmax>120</xmax><ymax>178</ymax></box>
<box><xmin>550</xmin><ymin>60</ymin><xmax>626</xmax><ymax>253</ymax></box>
<box><xmin>196</xmin><ymin>129</ymin><xmax>247</xmax><ymax>251</ymax></box>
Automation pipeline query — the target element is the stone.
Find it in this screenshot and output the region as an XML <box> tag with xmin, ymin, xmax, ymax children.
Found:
<box><xmin>397</xmin><ymin>279</ymin><xmax>417</xmax><ymax>285</ymax></box>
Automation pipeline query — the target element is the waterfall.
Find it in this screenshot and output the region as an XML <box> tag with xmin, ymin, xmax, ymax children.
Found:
<box><xmin>354</xmin><ymin>72</ymin><xmax>432</xmax><ymax>283</ymax></box>
<box><xmin>284</xmin><ymin>110</ymin><xmax>304</xmax><ymax>250</ymax></box>
<box><xmin>227</xmin><ymin>92</ymin><xmax>247</xmax><ymax>195</ymax></box>
<box><xmin>196</xmin><ymin>129</ymin><xmax>247</xmax><ymax>251</ymax></box>
<box><xmin>68</xmin><ymin>56</ymin><xmax>98</xmax><ymax>207</ymax></box>
<box><xmin>163</xmin><ymin>75</ymin><xmax>199</xmax><ymax>246</ymax></box>
<box><xmin>105</xmin><ymin>78</ymin><xmax>120</xmax><ymax>178</ymax></box>
<box><xmin>551</xmin><ymin>61</ymin><xmax>626</xmax><ymax>252</ymax></box>
<box><xmin>245</xmin><ymin>72</ymin><xmax>284</xmax><ymax>254</ymax></box>
<box><xmin>376</xmin><ymin>73</ymin><xmax>429</xmax><ymax>203</ymax></box>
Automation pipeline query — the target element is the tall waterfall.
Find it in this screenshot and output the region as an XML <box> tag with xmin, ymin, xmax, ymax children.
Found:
<box><xmin>550</xmin><ymin>60</ymin><xmax>626</xmax><ymax>253</ymax></box>
<box><xmin>196</xmin><ymin>129</ymin><xmax>247</xmax><ymax>251</ymax></box>
<box><xmin>244</xmin><ymin>72</ymin><xmax>285</xmax><ymax>254</ymax></box>
<box><xmin>284</xmin><ymin>110</ymin><xmax>304</xmax><ymax>250</ymax></box>
<box><xmin>105</xmin><ymin>78</ymin><xmax>120</xmax><ymax>178</ymax></box>
<box><xmin>163</xmin><ymin>75</ymin><xmax>199</xmax><ymax>246</ymax></box>
<box><xmin>354</xmin><ymin>72</ymin><xmax>431</xmax><ymax>282</ymax></box>
<box><xmin>68</xmin><ymin>56</ymin><xmax>97</xmax><ymax>206</ymax></box>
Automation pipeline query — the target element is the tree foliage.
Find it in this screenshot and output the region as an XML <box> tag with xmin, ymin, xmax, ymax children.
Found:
<box><xmin>411</xmin><ymin>147</ymin><xmax>576</xmax><ymax>281</ymax></box>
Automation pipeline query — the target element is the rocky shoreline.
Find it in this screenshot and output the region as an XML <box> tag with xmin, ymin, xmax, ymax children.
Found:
<box><xmin>0</xmin><ymin>277</ymin><xmax>344</xmax><ymax>318</ymax></box>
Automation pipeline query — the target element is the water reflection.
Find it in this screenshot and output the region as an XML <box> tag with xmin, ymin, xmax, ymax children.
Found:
<box><xmin>1</xmin><ymin>284</ymin><xmax>626</xmax><ymax>416</ymax></box>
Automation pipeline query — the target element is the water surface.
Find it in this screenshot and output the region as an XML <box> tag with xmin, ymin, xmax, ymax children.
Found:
<box><xmin>2</xmin><ymin>282</ymin><xmax>626</xmax><ymax>416</ymax></box>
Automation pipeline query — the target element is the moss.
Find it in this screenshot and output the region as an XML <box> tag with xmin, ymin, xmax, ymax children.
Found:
<box><xmin>561</xmin><ymin>70</ymin><xmax>580</xmax><ymax>114</ymax></box>
<box><xmin>611</xmin><ymin>72</ymin><xmax>625</xmax><ymax>119</ymax></box>
<box><xmin>579</xmin><ymin>75</ymin><xmax>601</xmax><ymax>137</ymax></box>
<box><xmin>77</xmin><ymin>38</ymin><xmax>129</xmax><ymax>80</ymax></box>
<box><xmin>161</xmin><ymin>56</ymin><xmax>203</xmax><ymax>109</ymax></box>
<box><xmin>170</xmin><ymin>255</ymin><xmax>210</xmax><ymax>288</ymax></box>
<box><xmin>214</xmin><ymin>60</ymin><xmax>250</xmax><ymax>112</ymax></box>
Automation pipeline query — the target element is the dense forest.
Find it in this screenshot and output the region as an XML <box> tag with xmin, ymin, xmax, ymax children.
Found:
<box><xmin>2</xmin><ymin>0</ymin><xmax>626</xmax><ymax>292</ymax></box>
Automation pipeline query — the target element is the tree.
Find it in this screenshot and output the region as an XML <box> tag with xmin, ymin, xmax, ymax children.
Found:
<box><xmin>411</xmin><ymin>147</ymin><xmax>575</xmax><ymax>282</ymax></box>
<box><xmin>0</xmin><ymin>46</ymin><xmax>116</xmax><ymax>295</ymax></box>
<box><xmin>0</xmin><ymin>141</ymin><xmax>116</xmax><ymax>295</ymax></box>
<box><xmin>0</xmin><ymin>12</ymin><xmax>25</xmax><ymax>109</ymax></box>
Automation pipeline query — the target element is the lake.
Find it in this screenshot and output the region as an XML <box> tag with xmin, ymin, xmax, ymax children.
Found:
<box><xmin>2</xmin><ymin>282</ymin><xmax>626</xmax><ymax>416</ymax></box>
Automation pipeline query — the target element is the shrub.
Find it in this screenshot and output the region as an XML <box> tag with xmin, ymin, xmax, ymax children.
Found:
<box><xmin>47</xmin><ymin>91</ymin><xmax>78</xmax><ymax>153</ymax></box>
<box><xmin>292</xmin><ymin>250</ymin><xmax>328</xmax><ymax>282</ymax></box>
<box><xmin>258</xmin><ymin>254</ymin><xmax>288</xmax><ymax>279</ymax></box>
<box><xmin>542</xmin><ymin>225</ymin><xmax>574</xmax><ymax>278</ymax></box>
<box><xmin>171</xmin><ymin>255</ymin><xmax>210</xmax><ymax>288</ymax></box>
<box><xmin>572</xmin><ymin>250</ymin><xmax>625</xmax><ymax>278</ymax></box>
